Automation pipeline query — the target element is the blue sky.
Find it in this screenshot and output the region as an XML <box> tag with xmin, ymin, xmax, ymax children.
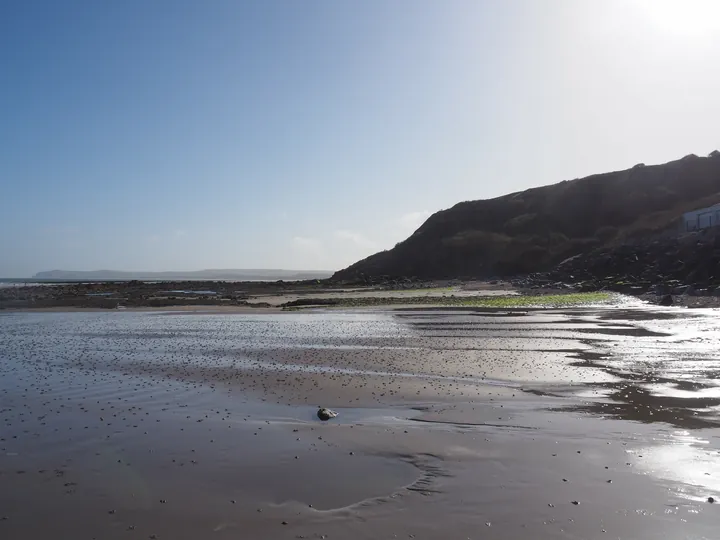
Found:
<box><xmin>2</xmin><ymin>0</ymin><xmax>720</xmax><ymax>276</ymax></box>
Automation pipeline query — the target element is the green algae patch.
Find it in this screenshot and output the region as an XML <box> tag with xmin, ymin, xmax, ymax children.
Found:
<box><xmin>282</xmin><ymin>292</ymin><xmax>613</xmax><ymax>309</ymax></box>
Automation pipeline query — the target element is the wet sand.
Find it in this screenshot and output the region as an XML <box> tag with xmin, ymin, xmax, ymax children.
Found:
<box><xmin>1</xmin><ymin>305</ymin><xmax>720</xmax><ymax>539</ymax></box>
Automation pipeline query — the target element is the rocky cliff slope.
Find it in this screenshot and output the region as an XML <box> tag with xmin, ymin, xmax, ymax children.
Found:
<box><xmin>334</xmin><ymin>152</ymin><xmax>720</xmax><ymax>281</ymax></box>
<box><xmin>537</xmin><ymin>227</ymin><xmax>720</xmax><ymax>295</ymax></box>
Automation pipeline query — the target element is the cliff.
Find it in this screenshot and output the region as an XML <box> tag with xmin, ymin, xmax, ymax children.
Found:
<box><xmin>334</xmin><ymin>152</ymin><xmax>720</xmax><ymax>281</ymax></box>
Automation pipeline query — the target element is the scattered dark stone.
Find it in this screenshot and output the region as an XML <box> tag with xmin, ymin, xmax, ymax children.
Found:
<box><xmin>571</xmin><ymin>501</ymin><xmax>579</xmax><ymax>505</ymax></box>
<box><xmin>317</xmin><ymin>407</ymin><xmax>337</xmax><ymax>421</ymax></box>
<box><xmin>709</xmin><ymin>497</ymin><xmax>715</xmax><ymax>503</ymax></box>
<box><xmin>507</xmin><ymin>228</ymin><xmax>720</xmax><ymax>301</ymax></box>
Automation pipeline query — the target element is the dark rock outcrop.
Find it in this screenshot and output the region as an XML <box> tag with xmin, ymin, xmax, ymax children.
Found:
<box><xmin>530</xmin><ymin>228</ymin><xmax>720</xmax><ymax>295</ymax></box>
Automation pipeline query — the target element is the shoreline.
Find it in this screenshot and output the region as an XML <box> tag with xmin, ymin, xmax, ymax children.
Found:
<box><xmin>2</xmin><ymin>304</ymin><xmax>287</xmax><ymax>313</ymax></box>
<box><xmin>0</xmin><ymin>278</ymin><xmax>512</xmax><ymax>310</ymax></box>
<box><xmin>4</xmin><ymin>276</ymin><xmax>720</xmax><ymax>312</ymax></box>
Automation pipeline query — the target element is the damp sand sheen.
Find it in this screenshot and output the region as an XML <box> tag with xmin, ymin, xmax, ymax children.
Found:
<box><xmin>1</xmin><ymin>305</ymin><xmax>719</xmax><ymax>539</ymax></box>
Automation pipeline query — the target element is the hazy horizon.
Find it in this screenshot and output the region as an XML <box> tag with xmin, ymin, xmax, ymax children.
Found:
<box><xmin>3</xmin><ymin>0</ymin><xmax>720</xmax><ymax>277</ymax></box>
<box><xmin>2</xmin><ymin>268</ymin><xmax>335</xmax><ymax>280</ymax></box>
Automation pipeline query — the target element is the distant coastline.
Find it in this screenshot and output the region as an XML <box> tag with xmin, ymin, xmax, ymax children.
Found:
<box><xmin>0</xmin><ymin>278</ymin><xmax>326</xmax><ymax>288</ymax></box>
<box><xmin>28</xmin><ymin>268</ymin><xmax>333</xmax><ymax>282</ymax></box>
<box><xmin>0</xmin><ymin>279</ymin><xmax>61</xmax><ymax>288</ymax></box>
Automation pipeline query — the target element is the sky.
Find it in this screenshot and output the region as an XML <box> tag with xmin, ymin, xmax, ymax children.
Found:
<box><xmin>2</xmin><ymin>0</ymin><xmax>720</xmax><ymax>276</ymax></box>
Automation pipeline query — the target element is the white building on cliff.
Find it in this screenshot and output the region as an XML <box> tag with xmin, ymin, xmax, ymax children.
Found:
<box><xmin>683</xmin><ymin>204</ymin><xmax>720</xmax><ymax>232</ymax></box>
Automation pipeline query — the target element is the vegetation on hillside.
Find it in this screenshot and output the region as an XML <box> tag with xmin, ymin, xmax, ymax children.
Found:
<box><xmin>334</xmin><ymin>153</ymin><xmax>720</xmax><ymax>280</ymax></box>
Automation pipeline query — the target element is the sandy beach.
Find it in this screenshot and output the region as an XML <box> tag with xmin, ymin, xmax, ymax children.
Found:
<box><xmin>1</xmin><ymin>303</ymin><xmax>719</xmax><ymax>539</ymax></box>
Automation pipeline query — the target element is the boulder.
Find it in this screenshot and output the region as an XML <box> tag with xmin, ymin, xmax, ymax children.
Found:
<box><xmin>317</xmin><ymin>407</ymin><xmax>338</xmax><ymax>421</ymax></box>
<box><xmin>659</xmin><ymin>294</ymin><xmax>674</xmax><ymax>306</ymax></box>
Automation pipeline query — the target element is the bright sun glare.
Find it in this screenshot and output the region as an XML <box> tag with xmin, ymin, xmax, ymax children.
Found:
<box><xmin>638</xmin><ymin>0</ymin><xmax>720</xmax><ymax>36</ymax></box>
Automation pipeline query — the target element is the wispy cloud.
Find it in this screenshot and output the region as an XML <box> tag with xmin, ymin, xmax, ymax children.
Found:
<box><xmin>292</xmin><ymin>236</ymin><xmax>323</xmax><ymax>251</ymax></box>
<box><xmin>397</xmin><ymin>210</ymin><xmax>431</xmax><ymax>232</ymax></box>
<box><xmin>288</xmin><ymin>216</ymin><xmax>432</xmax><ymax>270</ymax></box>
<box><xmin>333</xmin><ymin>229</ymin><xmax>377</xmax><ymax>249</ymax></box>
<box><xmin>290</xmin><ymin>236</ymin><xmax>331</xmax><ymax>269</ymax></box>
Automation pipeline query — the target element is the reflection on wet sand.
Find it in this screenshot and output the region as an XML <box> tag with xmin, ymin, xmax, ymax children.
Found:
<box><xmin>1</xmin><ymin>305</ymin><xmax>720</xmax><ymax>539</ymax></box>
<box><xmin>553</xmin><ymin>354</ymin><xmax>720</xmax><ymax>429</ymax></box>
<box><xmin>524</xmin><ymin>307</ymin><xmax>720</xmax><ymax>430</ymax></box>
